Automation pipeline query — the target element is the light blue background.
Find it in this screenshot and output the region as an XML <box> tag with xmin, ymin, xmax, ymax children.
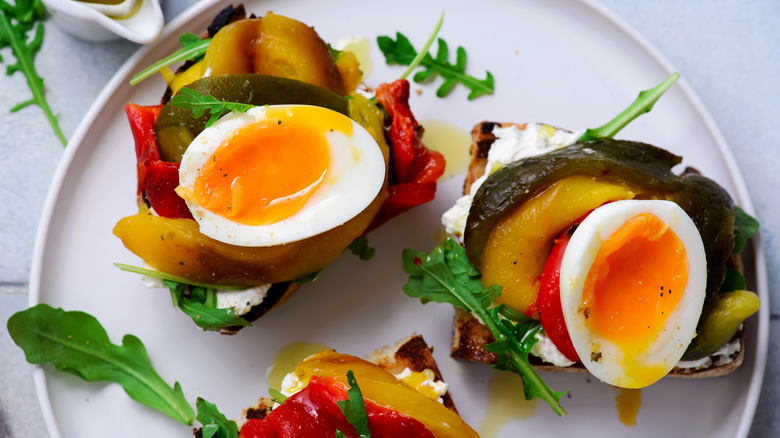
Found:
<box><xmin>1</xmin><ymin>0</ymin><xmax>777</xmax><ymax>436</ymax></box>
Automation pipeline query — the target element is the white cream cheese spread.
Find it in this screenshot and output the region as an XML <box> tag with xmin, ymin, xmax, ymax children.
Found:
<box><xmin>441</xmin><ymin>123</ymin><xmax>583</xmax><ymax>238</ymax></box>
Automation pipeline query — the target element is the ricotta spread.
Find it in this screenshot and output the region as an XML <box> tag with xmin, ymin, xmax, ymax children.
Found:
<box><xmin>139</xmin><ymin>264</ymin><xmax>269</xmax><ymax>317</ymax></box>
<box><xmin>675</xmin><ymin>336</ymin><xmax>742</xmax><ymax>370</ymax></box>
<box><xmin>394</xmin><ymin>367</ymin><xmax>449</xmax><ymax>404</ymax></box>
<box><xmin>216</xmin><ymin>284</ymin><xmax>271</xmax><ymax>317</ymax></box>
<box><xmin>441</xmin><ymin>123</ymin><xmax>583</xmax><ymax>238</ymax></box>
<box><xmin>530</xmin><ymin>333</ymin><xmax>575</xmax><ymax>367</ymax></box>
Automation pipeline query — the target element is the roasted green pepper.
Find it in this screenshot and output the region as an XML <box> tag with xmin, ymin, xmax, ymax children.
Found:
<box><xmin>154</xmin><ymin>74</ymin><xmax>349</xmax><ymax>162</ymax></box>
<box><xmin>464</xmin><ymin>138</ymin><xmax>684</xmax><ymax>268</ymax></box>
<box><xmin>682</xmin><ymin>290</ymin><xmax>760</xmax><ymax>360</ymax></box>
<box><xmin>672</xmin><ymin>173</ymin><xmax>761</xmax><ymax>360</ymax></box>
<box><xmin>673</xmin><ymin>173</ymin><xmax>736</xmax><ymax>300</ymax></box>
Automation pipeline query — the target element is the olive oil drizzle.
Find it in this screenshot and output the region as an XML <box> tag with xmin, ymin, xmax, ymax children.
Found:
<box><xmin>419</xmin><ymin>118</ymin><xmax>470</xmax><ymax>181</ymax></box>
<box><xmin>478</xmin><ymin>369</ymin><xmax>539</xmax><ymax>437</ymax></box>
<box><xmin>266</xmin><ymin>341</ymin><xmax>328</xmax><ymax>391</ymax></box>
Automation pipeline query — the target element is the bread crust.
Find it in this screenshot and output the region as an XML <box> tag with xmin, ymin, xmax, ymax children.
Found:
<box><xmin>365</xmin><ymin>334</ymin><xmax>458</xmax><ymax>412</ymax></box>
<box><xmin>451</xmin><ymin>121</ymin><xmax>747</xmax><ymax>379</ymax></box>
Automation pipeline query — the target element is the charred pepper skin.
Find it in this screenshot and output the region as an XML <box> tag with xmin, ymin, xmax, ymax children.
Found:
<box><xmin>125</xmin><ymin>103</ymin><xmax>192</xmax><ymax>220</ymax></box>
<box><xmin>369</xmin><ymin>79</ymin><xmax>446</xmax><ymax>231</ymax></box>
<box><xmin>464</xmin><ymin>139</ymin><xmax>684</xmax><ymax>268</ymax></box>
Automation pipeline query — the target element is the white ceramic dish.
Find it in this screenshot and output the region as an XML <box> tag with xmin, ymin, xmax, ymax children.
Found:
<box><xmin>73</xmin><ymin>0</ymin><xmax>139</xmax><ymax>17</ymax></box>
<box><xmin>43</xmin><ymin>0</ymin><xmax>163</xmax><ymax>43</ymax></box>
<box><xmin>29</xmin><ymin>0</ymin><xmax>768</xmax><ymax>437</ymax></box>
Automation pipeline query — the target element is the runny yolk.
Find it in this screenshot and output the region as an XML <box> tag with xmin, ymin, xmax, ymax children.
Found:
<box><xmin>582</xmin><ymin>212</ymin><xmax>687</xmax><ymax>348</ymax></box>
<box><xmin>191</xmin><ymin>106</ymin><xmax>352</xmax><ymax>226</ymax></box>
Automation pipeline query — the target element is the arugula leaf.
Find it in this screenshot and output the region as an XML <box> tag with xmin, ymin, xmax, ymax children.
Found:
<box><xmin>268</xmin><ymin>388</ymin><xmax>288</xmax><ymax>404</ymax></box>
<box><xmin>129</xmin><ymin>33</ymin><xmax>211</xmax><ymax>85</ymax></box>
<box><xmin>196</xmin><ymin>397</ymin><xmax>238</xmax><ymax>438</ymax></box>
<box><xmin>399</xmin><ymin>12</ymin><xmax>443</xmax><ymax>80</ymax></box>
<box><xmin>114</xmin><ymin>263</ymin><xmax>250</xmax><ymax>331</ymax></box>
<box><xmin>327</xmin><ymin>42</ymin><xmax>343</xmax><ymax>61</ymax></box>
<box><xmin>7</xmin><ymin>304</ymin><xmax>195</xmax><ymax>424</ymax></box>
<box><xmin>579</xmin><ymin>73</ymin><xmax>679</xmax><ymax>142</ymax></box>
<box><xmin>733</xmin><ymin>206</ymin><xmax>759</xmax><ymax>254</ymax></box>
<box><xmin>171</xmin><ymin>86</ymin><xmax>255</xmax><ymax>127</ymax></box>
<box><xmin>402</xmin><ymin>242</ymin><xmax>500</xmax><ymax>311</ymax></box>
<box><xmin>0</xmin><ymin>0</ymin><xmax>66</xmax><ymax>146</ymax></box>
<box><xmin>336</xmin><ymin>370</ymin><xmax>371</xmax><ymax>438</ymax></box>
<box><xmin>402</xmin><ymin>238</ymin><xmax>567</xmax><ymax>415</ymax></box>
<box><xmin>719</xmin><ymin>266</ymin><xmax>746</xmax><ymax>293</ymax></box>
<box><xmin>294</xmin><ymin>270</ymin><xmax>322</xmax><ymax>284</ymax></box>
<box><xmin>377</xmin><ymin>17</ymin><xmax>494</xmax><ymax>100</ymax></box>
<box><xmin>165</xmin><ymin>280</ymin><xmax>251</xmax><ymax>331</ymax></box>
<box><xmin>346</xmin><ymin>236</ymin><xmax>376</xmax><ymax>261</ymax></box>
<box><xmin>114</xmin><ymin>263</ymin><xmax>245</xmax><ymax>290</ymax></box>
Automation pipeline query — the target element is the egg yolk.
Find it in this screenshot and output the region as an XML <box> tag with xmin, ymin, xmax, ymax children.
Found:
<box><xmin>190</xmin><ymin>106</ymin><xmax>353</xmax><ymax>225</ymax></box>
<box><xmin>581</xmin><ymin>213</ymin><xmax>687</xmax><ymax>349</ymax></box>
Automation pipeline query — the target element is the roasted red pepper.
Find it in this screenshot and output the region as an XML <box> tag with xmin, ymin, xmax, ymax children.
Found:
<box><xmin>239</xmin><ymin>376</ymin><xmax>435</xmax><ymax>438</ymax></box>
<box><xmin>370</xmin><ymin>79</ymin><xmax>446</xmax><ymax>230</ymax></box>
<box><xmin>536</xmin><ymin>225</ymin><xmax>579</xmax><ymax>363</ymax></box>
<box><xmin>124</xmin><ymin>103</ymin><xmax>192</xmax><ymax>219</ymax></box>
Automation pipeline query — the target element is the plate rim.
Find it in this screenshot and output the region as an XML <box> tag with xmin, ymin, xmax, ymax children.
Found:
<box><xmin>27</xmin><ymin>0</ymin><xmax>769</xmax><ymax>436</ymax></box>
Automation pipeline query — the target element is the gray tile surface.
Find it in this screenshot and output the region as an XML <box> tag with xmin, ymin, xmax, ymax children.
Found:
<box><xmin>1</xmin><ymin>0</ymin><xmax>777</xmax><ymax>436</ymax></box>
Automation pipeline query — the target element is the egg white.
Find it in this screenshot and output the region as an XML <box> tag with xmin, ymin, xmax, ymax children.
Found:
<box><xmin>178</xmin><ymin>105</ymin><xmax>385</xmax><ymax>247</ymax></box>
<box><xmin>559</xmin><ymin>199</ymin><xmax>707</xmax><ymax>388</ymax></box>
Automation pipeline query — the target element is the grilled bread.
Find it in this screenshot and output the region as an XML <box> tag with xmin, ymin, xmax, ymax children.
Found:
<box><xmin>450</xmin><ymin>121</ymin><xmax>747</xmax><ymax>378</ymax></box>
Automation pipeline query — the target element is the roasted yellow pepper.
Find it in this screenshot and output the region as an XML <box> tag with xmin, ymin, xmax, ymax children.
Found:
<box><xmin>481</xmin><ymin>175</ymin><xmax>643</xmax><ymax>314</ymax></box>
<box><xmin>169</xmin><ymin>12</ymin><xmax>361</xmax><ymax>96</ymax></box>
<box><xmin>291</xmin><ymin>350</ymin><xmax>479</xmax><ymax>438</ymax></box>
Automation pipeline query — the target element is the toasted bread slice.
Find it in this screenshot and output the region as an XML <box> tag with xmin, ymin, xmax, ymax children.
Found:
<box><xmin>451</xmin><ymin>121</ymin><xmax>746</xmax><ymax>378</ymax></box>
<box><xmin>365</xmin><ymin>334</ymin><xmax>458</xmax><ymax>412</ymax></box>
<box><xmin>201</xmin><ymin>335</ymin><xmax>458</xmax><ymax>436</ymax></box>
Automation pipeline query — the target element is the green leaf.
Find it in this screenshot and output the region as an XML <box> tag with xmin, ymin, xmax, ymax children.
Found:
<box><xmin>196</xmin><ymin>398</ymin><xmax>238</xmax><ymax>438</ymax></box>
<box><xmin>720</xmin><ymin>266</ymin><xmax>747</xmax><ymax>292</ymax></box>
<box><xmin>179</xmin><ymin>32</ymin><xmax>204</xmax><ymax>48</ymax></box>
<box><xmin>268</xmin><ymin>388</ymin><xmax>288</xmax><ymax>404</ymax></box>
<box><xmin>178</xmin><ymin>300</ymin><xmax>251</xmax><ymax>331</ymax></box>
<box><xmin>115</xmin><ymin>264</ymin><xmax>251</xmax><ymax>330</ymax></box>
<box><xmin>294</xmin><ymin>270</ymin><xmax>322</xmax><ymax>284</ymax></box>
<box><xmin>114</xmin><ymin>263</ymin><xmax>245</xmax><ymax>290</ymax></box>
<box><xmin>400</xmin><ymin>13</ymin><xmax>444</xmax><ymax>80</ymax></box>
<box><xmin>171</xmin><ymin>86</ymin><xmax>254</xmax><ymax>127</ymax></box>
<box><xmin>733</xmin><ymin>206</ymin><xmax>759</xmax><ymax>254</ymax></box>
<box><xmin>483</xmin><ymin>307</ymin><xmax>566</xmax><ymax>405</ymax></box>
<box><xmin>402</xmin><ymin>239</ymin><xmax>499</xmax><ymax>312</ymax></box>
<box><xmin>327</xmin><ymin>42</ymin><xmax>342</xmax><ymax>60</ymax></box>
<box><xmin>579</xmin><ymin>73</ymin><xmax>680</xmax><ymax>142</ymax></box>
<box><xmin>164</xmin><ymin>280</ymin><xmax>251</xmax><ymax>331</ymax></box>
<box><xmin>129</xmin><ymin>33</ymin><xmax>211</xmax><ymax>85</ymax></box>
<box><xmin>377</xmin><ymin>14</ymin><xmax>494</xmax><ymax>100</ymax></box>
<box><xmin>346</xmin><ymin>236</ymin><xmax>376</xmax><ymax>261</ymax></box>
<box><xmin>336</xmin><ymin>370</ymin><xmax>371</xmax><ymax>438</ymax></box>
<box><xmin>7</xmin><ymin>304</ymin><xmax>195</xmax><ymax>424</ymax></box>
<box><xmin>401</xmin><ymin>238</ymin><xmax>567</xmax><ymax>416</ymax></box>
<box><xmin>0</xmin><ymin>6</ymin><xmax>66</xmax><ymax>146</ymax></box>
<box><xmin>377</xmin><ymin>33</ymin><xmax>417</xmax><ymax>66</ymax></box>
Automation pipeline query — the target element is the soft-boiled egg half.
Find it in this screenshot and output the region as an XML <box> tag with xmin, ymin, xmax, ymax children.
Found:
<box><xmin>559</xmin><ymin>200</ymin><xmax>706</xmax><ymax>388</ymax></box>
<box><xmin>176</xmin><ymin>104</ymin><xmax>385</xmax><ymax>247</ymax></box>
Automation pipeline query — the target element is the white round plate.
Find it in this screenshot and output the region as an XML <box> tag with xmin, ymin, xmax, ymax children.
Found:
<box><xmin>30</xmin><ymin>0</ymin><xmax>768</xmax><ymax>437</ymax></box>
